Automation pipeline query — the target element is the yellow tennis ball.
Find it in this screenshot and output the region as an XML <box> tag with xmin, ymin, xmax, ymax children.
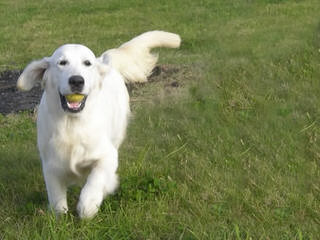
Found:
<box><xmin>65</xmin><ymin>94</ymin><xmax>85</xmax><ymax>102</ymax></box>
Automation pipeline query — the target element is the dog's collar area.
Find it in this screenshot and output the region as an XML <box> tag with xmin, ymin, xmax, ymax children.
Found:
<box><xmin>59</xmin><ymin>92</ymin><xmax>87</xmax><ymax>113</ymax></box>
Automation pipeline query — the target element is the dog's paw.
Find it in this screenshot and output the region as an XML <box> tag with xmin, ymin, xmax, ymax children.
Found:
<box><xmin>51</xmin><ymin>200</ymin><xmax>68</xmax><ymax>215</ymax></box>
<box><xmin>77</xmin><ymin>190</ymin><xmax>103</xmax><ymax>219</ymax></box>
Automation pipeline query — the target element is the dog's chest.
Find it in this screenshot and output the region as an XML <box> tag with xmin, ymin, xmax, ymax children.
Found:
<box><xmin>52</xmin><ymin>120</ymin><xmax>101</xmax><ymax>175</ymax></box>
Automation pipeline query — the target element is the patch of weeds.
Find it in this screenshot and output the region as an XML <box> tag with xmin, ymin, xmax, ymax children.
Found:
<box><xmin>107</xmin><ymin>174</ymin><xmax>177</xmax><ymax>208</ymax></box>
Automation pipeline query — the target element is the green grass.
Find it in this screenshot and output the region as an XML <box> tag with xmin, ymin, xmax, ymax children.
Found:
<box><xmin>1</xmin><ymin>0</ymin><xmax>320</xmax><ymax>239</ymax></box>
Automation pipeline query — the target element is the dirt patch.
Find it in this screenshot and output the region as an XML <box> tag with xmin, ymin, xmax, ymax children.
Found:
<box><xmin>0</xmin><ymin>70</ymin><xmax>42</xmax><ymax>115</ymax></box>
<box><xmin>0</xmin><ymin>65</ymin><xmax>181</xmax><ymax>115</ymax></box>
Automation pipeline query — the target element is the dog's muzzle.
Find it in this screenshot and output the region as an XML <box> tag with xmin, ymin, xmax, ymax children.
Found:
<box><xmin>59</xmin><ymin>92</ymin><xmax>88</xmax><ymax>113</ymax></box>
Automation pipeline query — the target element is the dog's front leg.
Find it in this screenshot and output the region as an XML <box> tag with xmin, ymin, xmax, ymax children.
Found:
<box><xmin>43</xmin><ymin>164</ymin><xmax>68</xmax><ymax>214</ymax></box>
<box><xmin>77</xmin><ymin>145</ymin><xmax>119</xmax><ymax>219</ymax></box>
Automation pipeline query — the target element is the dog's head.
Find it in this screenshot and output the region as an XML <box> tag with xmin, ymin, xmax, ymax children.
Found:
<box><xmin>17</xmin><ymin>44</ymin><xmax>109</xmax><ymax>114</ymax></box>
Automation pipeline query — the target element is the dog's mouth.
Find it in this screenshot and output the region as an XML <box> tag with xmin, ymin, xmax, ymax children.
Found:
<box><xmin>59</xmin><ymin>92</ymin><xmax>88</xmax><ymax>113</ymax></box>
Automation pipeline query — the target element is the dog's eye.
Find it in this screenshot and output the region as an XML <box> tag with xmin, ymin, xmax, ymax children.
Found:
<box><xmin>83</xmin><ymin>60</ymin><xmax>92</xmax><ymax>66</ymax></box>
<box><xmin>59</xmin><ymin>60</ymin><xmax>68</xmax><ymax>66</ymax></box>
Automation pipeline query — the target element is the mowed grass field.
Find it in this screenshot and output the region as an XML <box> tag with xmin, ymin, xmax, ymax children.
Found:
<box><xmin>1</xmin><ymin>0</ymin><xmax>320</xmax><ymax>239</ymax></box>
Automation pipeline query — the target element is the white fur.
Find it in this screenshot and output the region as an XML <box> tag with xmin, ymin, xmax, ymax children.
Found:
<box><xmin>99</xmin><ymin>30</ymin><xmax>181</xmax><ymax>83</ymax></box>
<box><xmin>16</xmin><ymin>31</ymin><xmax>180</xmax><ymax>219</ymax></box>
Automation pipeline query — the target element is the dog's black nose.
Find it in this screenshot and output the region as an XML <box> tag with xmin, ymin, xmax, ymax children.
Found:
<box><xmin>69</xmin><ymin>75</ymin><xmax>84</xmax><ymax>92</ymax></box>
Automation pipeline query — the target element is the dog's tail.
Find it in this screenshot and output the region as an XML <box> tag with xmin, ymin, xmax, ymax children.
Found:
<box><xmin>99</xmin><ymin>31</ymin><xmax>181</xmax><ymax>83</ymax></box>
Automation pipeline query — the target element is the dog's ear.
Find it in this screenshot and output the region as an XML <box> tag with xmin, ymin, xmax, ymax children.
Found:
<box><xmin>96</xmin><ymin>59</ymin><xmax>110</xmax><ymax>76</ymax></box>
<box><xmin>17</xmin><ymin>58</ymin><xmax>49</xmax><ymax>91</ymax></box>
<box><xmin>95</xmin><ymin>60</ymin><xmax>111</xmax><ymax>89</ymax></box>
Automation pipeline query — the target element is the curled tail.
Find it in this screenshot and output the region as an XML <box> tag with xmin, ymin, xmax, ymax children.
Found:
<box><xmin>99</xmin><ymin>31</ymin><xmax>181</xmax><ymax>83</ymax></box>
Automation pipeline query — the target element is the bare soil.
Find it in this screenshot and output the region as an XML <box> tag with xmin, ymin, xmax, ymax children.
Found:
<box><xmin>0</xmin><ymin>65</ymin><xmax>180</xmax><ymax>115</ymax></box>
<box><xmin>0</xmin><ymin>70</ymin><xmax>42</xmax><ymax>114</ymax></box>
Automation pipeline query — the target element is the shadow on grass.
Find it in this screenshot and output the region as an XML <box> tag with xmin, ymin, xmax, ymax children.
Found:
<box><xmin>101</xmin><ymin>173</ymin><xmax>177</xmax><ymax>212</ymax></box>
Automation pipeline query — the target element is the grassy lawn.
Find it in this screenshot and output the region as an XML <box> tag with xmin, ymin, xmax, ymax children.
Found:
<box><xmin>1</xmin><ymin>0</ymin><xmax>320</xmax><ymax>239</ymax></box>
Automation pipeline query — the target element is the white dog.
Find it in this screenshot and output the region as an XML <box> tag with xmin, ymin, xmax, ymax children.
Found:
<box><xmin>17</xmin><ymin>31</ymin><xmax>181</xmax><ymax>218</ymax></box>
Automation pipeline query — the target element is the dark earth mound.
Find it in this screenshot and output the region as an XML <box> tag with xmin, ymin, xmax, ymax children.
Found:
<box><xmin>0</xmin><ymin>70</ymin><xmax>42</xmax><ymax>114</ymax></box>
<box><xmin>0</xmin><ymin>65</ymin><xmax>179</xmax><ymax>115</ymax></box>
